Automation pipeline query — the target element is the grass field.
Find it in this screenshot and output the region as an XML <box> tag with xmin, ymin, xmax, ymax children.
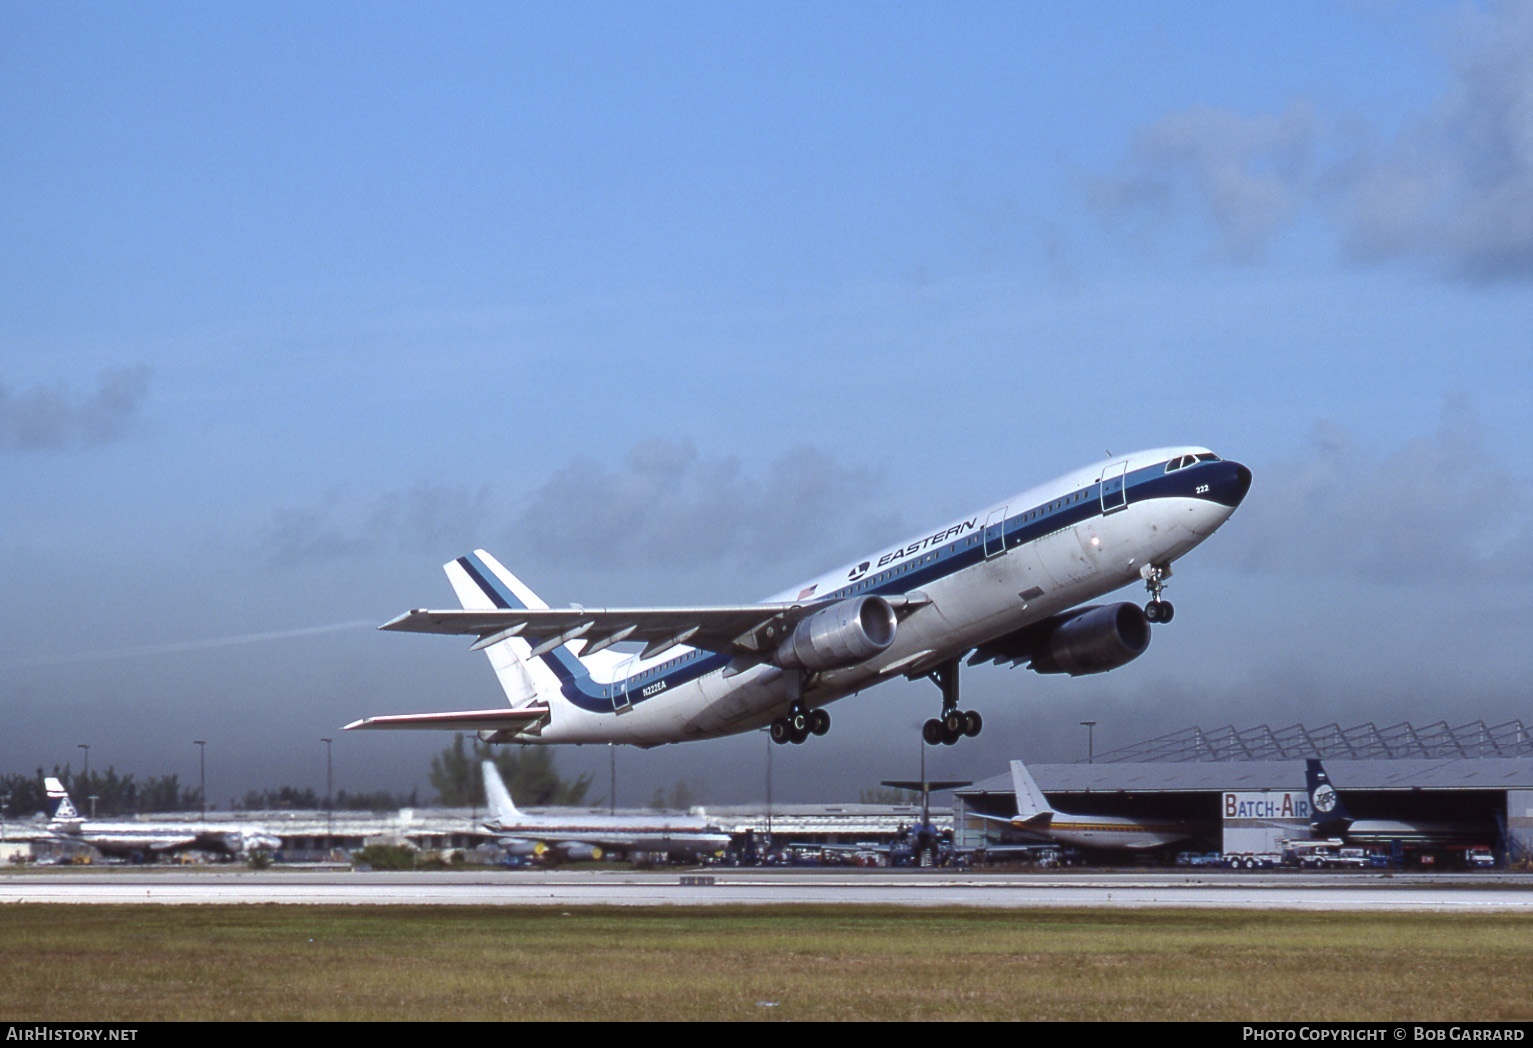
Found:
<box><xmin>3</xmin><ymin>905</ymin><xmax>1531</xmax><ymax>1021</ymax></box>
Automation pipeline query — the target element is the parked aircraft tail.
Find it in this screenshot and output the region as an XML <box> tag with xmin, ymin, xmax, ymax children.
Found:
<box><xmin>44</xmin><ymin>777</ymin><xmax>80</xmax><ymax>822</ymax></box>
<box><xmin>481</xmin><ymin>760</ymin><xmax>523</xmax><ymax>825</ymax></box>
<box><xmin>1305</xmin><ymin>759</ymin><xmax>1353</xmax><ymax>834</ymax></box>
<box><xmin>1008</xmin><ymin>760</ymin><xmax>1055</xmax><ymax>825</ymax></box>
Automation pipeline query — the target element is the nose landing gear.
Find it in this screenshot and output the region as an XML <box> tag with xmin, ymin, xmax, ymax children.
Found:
<box><xmin>1141</xmin><ymin>562</ymin><xmax>1175</xmax><ymax>623</ymax></box>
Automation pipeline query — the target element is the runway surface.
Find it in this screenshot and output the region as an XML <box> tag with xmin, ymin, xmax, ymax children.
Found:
<box><xmin>3</xmin><ymin>868</ymin><xmax>1530</xmax><ymax>910</ymax></box>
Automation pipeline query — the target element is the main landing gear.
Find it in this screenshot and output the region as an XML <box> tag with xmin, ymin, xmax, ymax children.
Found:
<box><xmin>1141</xmin><ymin>562</ymin><xmax>1175</xmax><ymax>623</ymax></box>
<box><xmin>770</xmin><ymin>705</ymin><xmax>829</xmax><ymax>745</ymax></box>
<box><xmin>769</xmin><ymin>669</ymin><xmax>831</xmax><ymax>745</ymax></box>
<box><xmin>921</xmin><ymin>658</ymin><xmax>983</xmax><ymax>746</ymax></box>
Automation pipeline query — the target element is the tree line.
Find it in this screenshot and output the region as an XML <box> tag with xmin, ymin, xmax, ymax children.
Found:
<box><xmin>0</xmin><ymin>737</ymin><xmax>593</xmax><ymax>819</ymax></box>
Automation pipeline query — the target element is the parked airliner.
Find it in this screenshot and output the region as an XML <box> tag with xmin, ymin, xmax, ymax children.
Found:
<box><xmin>347</xmin><ymin>447</ymin><xmax>1250</xmax><ymax>748</ymax></box>
<box><xmin>982</xmin><ymin>759</ymin><xmax>1199</xmax><ymax>852</ymax></box>
<box><xmin>43</xmin><ymin>778</ymin><xmax>281</xmax><ymax>859</ymax></box>
<box><xmin>1305</xmin><ymin>760</ymin><xmax>1476</xmax><ymax>844</ymax></box>
<box><xmin>481</xmin><ymin>761</ymin><xmax>731</xmax><ymax>861</ymax></box>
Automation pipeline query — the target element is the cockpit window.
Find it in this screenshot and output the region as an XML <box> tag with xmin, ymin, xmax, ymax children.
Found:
<box><xmin>1196</xmin><ymin>453</ymin><xmax>1221</xmax><ymax>463</ymax></box>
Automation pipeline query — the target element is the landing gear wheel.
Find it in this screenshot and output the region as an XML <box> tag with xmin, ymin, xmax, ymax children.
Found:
<box><xmin>941</xmin><ymin>727</ymin><xmax>960</xmax><ymax>746</ymax></box>
<box><xmin>942</xmin><ymin>708</ymin><xmax>966</xmax><ymax>737</ymax></box>
<box><xmin>790</xmin><ymin>723</ymin><xmax>809</xmax><ymax>744</ymax></box>
<box><xmin>1145</xmin><ymin>599</ymin><xmax>1175</xmax><ymax>623</ymax></box>
<box><xmin>1159</xmin><ymin>601</ymin><xmax>1174</xmax><ymax>622</ymax></box>
<box><xmin>770</xmin><ymin>719</ymin><xmax>790</xmax><ymax>745</ymax></box>
<box><xmin>790</xmin><ymin>710</ymin><xmax>808</xmax><ymax>735</ymax></box>
<box><xmin>923</xmin><ymin>719</ymin><xmax>945</xmax><ymax>746</ymax></box>
<box><xmin>808</xmin><ymin>709</ymin><xmax>830</xmax><ymax>736</ymax></box>
<box><xmin>962</xmin><ymin>710</ymin><xmax>983</xmax><ymax>737</ymax></box>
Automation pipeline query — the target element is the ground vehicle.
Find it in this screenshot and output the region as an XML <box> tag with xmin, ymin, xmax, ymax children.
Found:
<box><xmin>1224</xmin><ymin>852</ymin><xmax>1281</xmax><ymax>869</ymax></box>
<box><xmin>1465</xmin><ymin>847</ymin><xmax>1496</xmax><ymax>869</ymax></box>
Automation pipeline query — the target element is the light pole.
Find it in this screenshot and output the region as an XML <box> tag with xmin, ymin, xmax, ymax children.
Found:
<box><xmin>1080</xmin><ymin>721</ymin><xmax>1097</xmax><ymax>764</ymax></box>
<box><xmin>764</xmin><ymin>729</ymin><xmax>773</xmax><ymax>840</ymax></box>
<box><xmin>609</xmin><ymin>744</ymin><xmax>616</xmax><ymax>815</ymax></box>
<box><xmin>76</xmin><ymin>744</ymin><xmax>92</xmax><ymax>815</ymax></box>
<box><xmin>321</xmin><ymin>737</ymin><xmax>333</xmax><ymax>851</ymax></box>
<box><xmin>194</xmin><ymin>740</ymin><xmax>206</xmax><ymax>816</ymax></box>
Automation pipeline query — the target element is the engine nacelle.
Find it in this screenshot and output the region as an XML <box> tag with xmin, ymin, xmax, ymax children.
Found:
<box><xmin>773</xmin><ymin>596</ymin><xmax>898</xmax><ymax>672</ymax></box>
<box><xmin>557</xmin><ymin>842</ymin><xmax>602</xmax><ymax>862</ymax></box>
<box><xmin>1031</xmin><ymin>602</ymin><xmax>1150</xmax><ymax>676</ymax></box>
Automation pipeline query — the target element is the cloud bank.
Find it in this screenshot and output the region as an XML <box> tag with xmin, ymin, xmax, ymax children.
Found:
<box><xmin>0</xmin><ymin>366</ymin><xmax>152</xmax><ymax>451</ymax></box>
<box><xmin>1090</xmin><ymin>2</ymin><xmax>1533</xmax><ymax>281</ymax></box>
<box><xmin>1213</xmin><ymin>398</ymin><xmax>1532</xmax><ymax>583</ymax></box>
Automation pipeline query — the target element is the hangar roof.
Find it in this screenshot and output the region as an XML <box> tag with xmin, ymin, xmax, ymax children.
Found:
<box><xmin>1091</xmin><ymin>719</ymin><xmax>1531</xmax><ymax>763</ymax></box>
<box><xmin>958</xmin><ymin>757</ymin><xmax>1533</xmax><ymax>799</ymax></box>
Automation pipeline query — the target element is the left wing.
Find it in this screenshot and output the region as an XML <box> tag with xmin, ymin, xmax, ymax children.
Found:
<box><xmin>380</xmin><ymin>595</ymin><xmax>930</xmax><ymax>661</ymax></box>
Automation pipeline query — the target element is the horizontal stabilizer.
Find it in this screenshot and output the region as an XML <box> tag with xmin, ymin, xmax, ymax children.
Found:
<box><xmin>344</xmin><ymin>706</ymin><xmax>549</xmax><ymax>732</ymax></box>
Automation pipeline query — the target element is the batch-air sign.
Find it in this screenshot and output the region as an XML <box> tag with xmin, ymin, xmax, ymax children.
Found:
<box><xmin>1222</xmin><ymin>793</ymin><xmax>1311</xmax><ymax>821</ymax></box>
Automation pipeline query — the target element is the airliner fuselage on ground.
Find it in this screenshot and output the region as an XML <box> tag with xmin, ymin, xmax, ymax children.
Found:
<box><xmin>43</xmin><ymin>778</ymin><xmax>281</xmax><ymax>859</ymax></box>
<box><xmin>481</xmin><ymin>761</ymin><xmax>732</xmax><ymax>861</ymax></box>
<box><xmin>983</xmin><ymin>760</ymin><xmax>1200</xmax><ymax>852</ymax></box>
<box><xmin>348</xmin><ymin>447</ymin><xmax>1250</xmax><ymax>748</ymax></box>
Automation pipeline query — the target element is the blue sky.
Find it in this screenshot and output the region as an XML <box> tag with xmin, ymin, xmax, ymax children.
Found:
<box><xmin>3</xmin><ymin>2</ymin><xmax>1529</xmax><ymax>807</ymax></box>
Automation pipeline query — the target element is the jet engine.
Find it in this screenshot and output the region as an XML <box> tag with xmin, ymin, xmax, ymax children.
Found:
<box><xmin>1029</xmin><ymin>602</ymin><xmax>1151</xmax><ymax>676</ymax></box>
<box><xmin>557</xmin><ymin>842</ymin><xmax>602</xmax><ymax>862</ymax></box>
<box><xmin>773</xmin><ymin>596</ymin><xmax>898</xmax><ymax>672</ymax></box>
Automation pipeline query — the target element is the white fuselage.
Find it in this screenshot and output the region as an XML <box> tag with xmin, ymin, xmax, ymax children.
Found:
<box><xmin>533</xmin><ymin>446</ymin><xmax>1248</xmax><ymax>746</ymax></box>
<box><xmin>1006</xmin><ymin>815</ymin><xmax>1196</xmax><ymax>851</ymax></box>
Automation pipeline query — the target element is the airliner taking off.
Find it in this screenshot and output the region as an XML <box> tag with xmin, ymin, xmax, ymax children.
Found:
<box><xmin>347</xmin><ymin>447</ymin><xmax>1250</xmax><ymax>748</ymax></box>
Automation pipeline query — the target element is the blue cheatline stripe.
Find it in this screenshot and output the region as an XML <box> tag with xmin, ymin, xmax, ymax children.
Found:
<box><xmin>467</xmin><ymin>455</ymin><xmax>1235</xmax><ymax>719</ymax></box>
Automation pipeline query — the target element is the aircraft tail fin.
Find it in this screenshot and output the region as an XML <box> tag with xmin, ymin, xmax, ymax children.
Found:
<box><xmin>1009</xmin><ymin>760</ymin><xmax>1055</xmax><ymax>824</ymax></box>
<box><xmin>44</xmin><ymin>777</ymin><xmax>80</xmax><ymax>821</ymax></box>
<box><xmin>481</xmin><ymin>760</ymin><xmax>523</xmax><ymax>826</ymax></box>
<box><xmin>445</xmin><ymin>550</ymin><xmax>591</xmax><ymax>707</ymax></box>
<box><xmin>1305</xmin><ymin>759</ymin><xmax>1352</xmax><ymax>833</ymax></box>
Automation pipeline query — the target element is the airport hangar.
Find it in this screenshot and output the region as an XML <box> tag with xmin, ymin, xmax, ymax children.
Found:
<box><xmin>952</xmin><ymin>720</ymin><xmax>1533</xmax><ymax>866</ymax></box>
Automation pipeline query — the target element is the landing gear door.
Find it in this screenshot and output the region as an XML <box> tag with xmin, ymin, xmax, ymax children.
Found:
<box><xmin>983</xmin><ymin>506</ymin><xmax>1008</xmax><ymax>558</ymax></box>
<box><xmin>1099</xmin><ymin>461</ymin><xmax>1129</xmax><ymax>514</ymax></box>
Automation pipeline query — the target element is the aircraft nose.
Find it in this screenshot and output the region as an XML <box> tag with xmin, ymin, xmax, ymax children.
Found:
<box><xmin>1219</xmin><ymin>461</ymin><xmax>1253</xmax><ymax>508</ymax></box>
